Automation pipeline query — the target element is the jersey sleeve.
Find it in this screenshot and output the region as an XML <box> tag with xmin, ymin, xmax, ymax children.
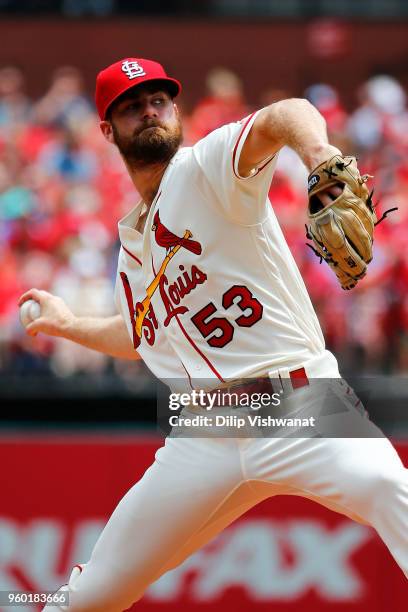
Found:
<box><xmin>192</xmin><ymin>110</ymin><xmax>279</xmax><ymax>224</ymax></box>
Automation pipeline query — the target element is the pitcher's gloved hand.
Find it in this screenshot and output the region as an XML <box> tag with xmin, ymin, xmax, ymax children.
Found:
<box><xmin>306</xmin><ymin>155</ymin><xmax>377</xmax><ymax>290</ymax></box>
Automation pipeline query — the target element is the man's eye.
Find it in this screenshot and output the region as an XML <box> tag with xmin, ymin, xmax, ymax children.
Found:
<box><xmin>153</xmin><ymin>98</ymin><xmax>165</xmax><ymax>105</ymax></box>
<box><xmin>121</xmin><ymin>103</ymin><xmax>137</xmax><ymax>113</ymax></box>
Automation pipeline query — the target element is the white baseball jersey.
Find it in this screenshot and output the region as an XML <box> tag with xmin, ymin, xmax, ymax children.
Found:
<box><xmin>114</xmin><ymin>110</ymin><xmax>325</xmax><ymax>388</ymax></box>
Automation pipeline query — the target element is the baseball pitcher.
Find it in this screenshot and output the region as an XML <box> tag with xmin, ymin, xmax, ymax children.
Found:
<box><xmin>19</xmin><ymin>58</ymin><xmax>407</xmax><ymax>612</ymax></box>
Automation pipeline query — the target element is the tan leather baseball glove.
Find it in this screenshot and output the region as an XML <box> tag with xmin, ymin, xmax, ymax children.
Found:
<box><xmin>306</xmin><ymin>155</ymin><xmax>377</xmax><ymax>290</ymax></box>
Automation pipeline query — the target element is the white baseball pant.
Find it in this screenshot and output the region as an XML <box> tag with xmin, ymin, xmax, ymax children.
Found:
<box><xmin>43</xmin><ymin>353</ymin><xmax>408</xmax><ymax>612</ymax></box>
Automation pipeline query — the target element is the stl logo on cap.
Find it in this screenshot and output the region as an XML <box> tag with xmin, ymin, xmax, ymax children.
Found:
<box><xmin>122</xmin><ymin>60</ymin><xmax>146</xmax><ymax>80</ymax></box>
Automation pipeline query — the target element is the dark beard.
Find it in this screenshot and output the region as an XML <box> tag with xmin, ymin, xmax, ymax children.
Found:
<box><xmin>112</xmin><ymin>119</ymin><xmax>183</xmax><ymax>167</ymax></box>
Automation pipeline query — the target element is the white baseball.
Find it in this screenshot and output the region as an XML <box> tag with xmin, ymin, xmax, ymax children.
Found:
<box><xmin>19</xmin><ymin>299</ymin><xmax>41</xmax><ymax>328</ymax></box>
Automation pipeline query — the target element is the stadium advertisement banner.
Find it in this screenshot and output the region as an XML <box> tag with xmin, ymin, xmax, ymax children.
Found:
<box><xmin>0</xmin><ymin>435</ymin><xmax>407</xmax><ymax>611</ymax></box>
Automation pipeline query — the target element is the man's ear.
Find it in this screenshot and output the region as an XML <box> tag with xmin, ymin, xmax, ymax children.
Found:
<box><xmin>100</xmin><ymin>120</ymin><xmax>114</xmax><ymax>144</ymax></box>
<box><xmin>173</xmin><ymin>102</ymin><xmax>179</xmax><ymax>116</ymax></box>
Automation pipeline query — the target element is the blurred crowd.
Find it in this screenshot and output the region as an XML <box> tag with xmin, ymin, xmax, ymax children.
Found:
<box><xmin>0</xmin><ymin>64</ymin><xmax>407</xmax><ymax>381</ymax></box>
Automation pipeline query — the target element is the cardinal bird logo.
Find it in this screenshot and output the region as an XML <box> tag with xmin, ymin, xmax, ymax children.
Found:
<box><xmin>152</xmin><ymin>211</ymin><xmax>202</xmax><ymax>255</ymax></box>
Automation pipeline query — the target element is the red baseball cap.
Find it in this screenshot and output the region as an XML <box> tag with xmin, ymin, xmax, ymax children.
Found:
<box><xmin>95</xmin><ymin>58</ymin><xmax>182</xmax><ymax>120</ymax></box>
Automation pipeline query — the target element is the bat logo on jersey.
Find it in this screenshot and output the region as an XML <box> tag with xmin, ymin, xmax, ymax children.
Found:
<box><xmin>121</xmin><ymin>212</ymin><xmax>205</xmax><ymax>349</ymax></box>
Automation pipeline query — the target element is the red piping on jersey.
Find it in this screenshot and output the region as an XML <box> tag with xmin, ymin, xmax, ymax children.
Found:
<box><xmin>256</xmin><ymin>153</ymin><xmax>276</xmax><ymax>173</ymax></box>
<box><xmin>232</xmin><ymin>112</ymin><xmax>276</xmax><ymax>179</ymax></box>
<box><xmin>149</xmin><ymin>190</ymin><xmax>163</xmax><ymax>275</ymax></box>
<box><xmin>232</xmin><ymin>113</ymin><xmax>255</xmax><ymax>179</ymax></box>
<box><xmin>180</xmin><ymin>360</ymin><xmax>194</xmax><ymax>390</ymax></box>
<box><xmin>122</xmin><ymin>246</ymin><xmax>142</xmax><ymax>266</ymax></box>
<box><xmin>174</xmin><ymin>314</ymin><xmax>225</xmax><ymax>382</ymax></box>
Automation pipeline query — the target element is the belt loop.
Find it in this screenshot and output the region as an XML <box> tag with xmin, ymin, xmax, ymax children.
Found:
<box><xmin>267</xmin><ymin>367</ymin><xmax>278</xmax><ymax>393</ymax></box>
<box><xmin>277</xmin><ymin>367</ymin><xmax>292</xmax><ymax>394</ymax></box>
<box><xmin>267</xmin><ymin>366</ymin><xmax>288</xmax><ymax>393</ymax></box>
<box><xmin>268</xmin><ymin>365</ymin><xmax>310</xmax><ymax>394</ymax></box>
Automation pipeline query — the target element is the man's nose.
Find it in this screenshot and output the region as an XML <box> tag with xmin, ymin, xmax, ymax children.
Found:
<box><xmin>142</xmin><ymin>102</ymin><xmax>158</xmax><ymax>119</ymax></box>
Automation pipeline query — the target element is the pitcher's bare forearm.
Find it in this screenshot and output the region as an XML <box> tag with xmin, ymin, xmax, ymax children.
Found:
<box><xmin>62</xmin><ymin>314</ymin><xmax>140</xmax><ymax>360</ymax></box>
<box><xmin>18</xmin><ymin>289</ymin><xmax>140</xmax><ymax>361</ymax></box>
<box><xmin>240</xmin><ymin>98</ymin><xmax>341</xmax><ymax>175</ymax></box>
